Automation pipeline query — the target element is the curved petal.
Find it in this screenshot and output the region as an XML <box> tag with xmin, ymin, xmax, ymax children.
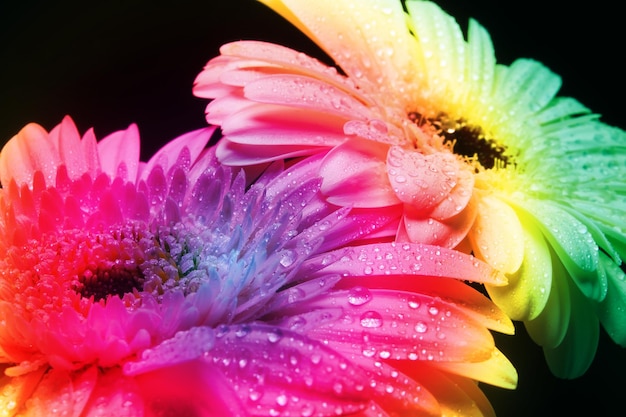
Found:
<box><xmin>97</xmin><ymin>123</ymin><xmax>141</xmax><ymax>182</ymax></box>
<box><xmin>486</xmin><ymin>210</ymin><xmax>552</xmax><ymax>321</ymax></box>
<box><xmin>469</xmin><ymin>194</ymin><xmax>525</xmax><ymax>275</ymax></box>
<box><xmin>320</xmin><ymin>138</ymin><xmax>399</xmax><ymax>207</ymax></box>
<box><xmin>543</xmin><ymin>280</ymin><xmax>599</xmax><ymax>379</ymax></box>
<box><xmin>0</xmin><ymin>122</ymin><xmax>61</xmax><ymax>188</ymax></box>
<box><xmin>524</xmin><ymin>257</ymin><xmax>570</xmax><ymax>349</ymax></box>
<box><xmin>401</xmin><ymin>194</ymin><xmax>478</xmax><ymax>249</ymax></box>
<box><xmin>386</xmin><ymin>147</ymin><xmax>470</xmax><ymax>212</ymax></box>
<box><xmin>594</xmin><ymin>252</ymin><xmax>626</xmax><ymax>345</ymax></box>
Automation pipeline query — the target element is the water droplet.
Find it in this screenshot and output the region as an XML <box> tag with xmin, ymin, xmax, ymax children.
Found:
<box><xmin>360</xmin><ymin>311</ymin><xmax>383</xmax><ymax>328</ymax></box>
<box><xmin>279</xmin><ymin>250</ymin><xmax>296</xmax><ymax>267</ymax></box>
<box><xmin>415</xmin><ymin>322</ymin><xmax>428</xmax><ymax>333</ymax></box>
<box><xmin>267</xmin><ymin>329</ymin><xmax>282</xmax><ymax>343</ymax></box>
<box><xmin>408</xmin><ymin>299</ymin><xmax>420</xmax><ymax>309</ymax></box>
<box><xmin>276</xmin><ymin>394</ymin><xmax>288</xmax><ymax>407</ymax></box>
<box><xmin>428</xmin><ymin>306</ymin><xmax>439</xmax><ymax>316</ymax></box>
<box><xmin>347</xmin><ymin>286</ymin><xmax>372</xmax><ymax>306</ymax></box>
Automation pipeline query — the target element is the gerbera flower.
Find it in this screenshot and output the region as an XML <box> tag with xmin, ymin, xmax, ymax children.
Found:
<box><xmin>0</xmin><ymin>116</ymin><xmax>516</xmax><ymax>416</ymax></box>
<box><xmin>193</xmin><ymin>0</ymin><xmax>626</xmax><ymax>378</ymax></box>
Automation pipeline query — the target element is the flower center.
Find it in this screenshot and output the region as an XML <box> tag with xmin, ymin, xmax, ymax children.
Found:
<box><xmin>408</xmin><ymin>112</ymin><xmax>509</xmax><ymax>169</ymax></box>
<box><xmin>76</xmin><ymin>264</ymin><xmax>144</xmax><ymax>302</ymax></box>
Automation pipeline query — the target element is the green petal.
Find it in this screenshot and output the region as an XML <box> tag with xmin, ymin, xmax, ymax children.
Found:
<box><xmin>533</xmin><ymin>97</ymin><xmax>590</xmax><ymax>125</ymax></box>
<box><xmin>486</xmin><ymin>210</ymin><xmax>551</xmax><ymax>321</ymax></box>
<box><xmin>493</xmin><ymin>58</ymin><xmax>561</xmax><ymax>115</ymax></box>
<box><xmin>521</xmin><ymin>200</ymin><xmax>604</xmax><ymax>301</ymax></box>
<box><xmin>525</xmin><ymin>252</ymin><xmax>570</xmax><ymax>348</ymax></box>
<box><xmin>594</xmin><ymin>252</ymin><xmax>626</xmax><ymax>346</ymax></box>
<box><xmin>543</xmin><ymin>279</ymin><xmax>599</xmax><ymax>379</ymax></box>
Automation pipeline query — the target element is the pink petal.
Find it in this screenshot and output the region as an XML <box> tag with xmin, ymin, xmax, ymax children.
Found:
<box><xmin>97</xmin><ymin>123</ymin><xmax>141</xmax><ymax>182</ymax></box>
<box><xmin>386</xmin><ymin>146</ymin><xmax>473</xmax><ymax>215</ymax></box>
<box><xmin>80</xmin><ymin>367</ymin><xmax>145</xmax><ymax>417</ymax></box>
<box><xmin>206</xmin><ymin>323</ymin><xmax>439</xmax><ymax>416</ymax></box>
<box><xmin>400</xmin><ymin>195</ymin><xmax>478</xmax><ymax>248</ymax></box>
<box><xmin>140</xmin><ymin>127</ymin><xmax>215</xmax><ymax>182</ymax></box>
<box><xmin>217</xmin><ymin>41</ymin><xmax>363</xmax><ymax>99</ymax></box>
<box><xmin>320</xmin><ymin>138</ymin><xmax>399</xmax><ymax>207</ymax></box>
<box><xmin>307</xmin><ymin>241</ymin><xmax>507</xmax><ymax>286</ymax></box>
<box><xmin>244</xmin><ymin>74</ymin><xmax>372</xmax><ymax>120</ymax></box>
<box><xmin>332</xmin><ymin>275</ymin><xmax>513</xmax><ymax>335</ymax></box>
<box><xmin>299</xmin><ymin>289</ymin><xmax>496</xmax><ymax>364</ymax></box>
<box><xmin>221</xmin><ymin>103</ymin><xmax>348</xmax><ymax>146</ymax></box>
<box><xmin>216</xmin><ymin>139</ymin><xmax>328</xmax><ymax>166</ymax></box>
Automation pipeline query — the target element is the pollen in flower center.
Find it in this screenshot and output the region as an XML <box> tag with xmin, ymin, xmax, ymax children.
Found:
<box><xmin>76</xmin><ymin>264</ymin><xmax>144</xmax><ymax>302</ymax></box>
<box><xmin>408</xmin><ymin>111</ymin><xmax>510</xmax><ymax>169</ymax></box>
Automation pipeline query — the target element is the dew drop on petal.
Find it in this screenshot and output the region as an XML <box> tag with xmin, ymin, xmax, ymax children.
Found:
<box><xmin>415</xmin><ymin>322</ymin><xmax>428</xmax><ymax>333</ymax></box>
<box><xmin>347</xmin><ymin>286</ymin><xmax>372</xmax><ymax>306</ymax></box>
<box><xmin>360</xmin><ymin>311</ymin><xmax>383</xmax><ymax>328</ymax></box>
<box><xmin>276</xmin><ymin>394</ymin><xmax>288</xmax><ymax>407</ymax></box>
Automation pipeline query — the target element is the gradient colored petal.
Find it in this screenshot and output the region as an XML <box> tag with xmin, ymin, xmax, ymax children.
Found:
<box><xmin>485</xmin><ymin>208</ymin><xmax>552</xmax><ymax>321</ymax></box>
<box><xmin>320</xmin><ymin>139</ymin><xmax>399</xmax><ymax>207</ymax></box>
<box><xmin>469</xmin><ymin>194</ymin><xmax>524</xmax><ymax>275</ymax></box>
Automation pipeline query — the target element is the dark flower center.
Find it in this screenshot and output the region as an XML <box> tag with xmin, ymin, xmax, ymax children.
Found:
<box><xmin>77</xmin><ymin>264</ymin><xmax>145</xmax><ymax>301</ymax></box>
<box><xmin>409</xmin><ymin>112</ymin><xmax>509</xmax><ymax>169</ymax></box>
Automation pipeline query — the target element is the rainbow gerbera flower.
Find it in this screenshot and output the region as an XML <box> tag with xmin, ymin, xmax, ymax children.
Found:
<box><xmin>193</xmin><ymin>0</ymin><xmax>626</xmax><ymax>378</ymax></box>
<box><xmin>0</xmin><ymin>116</ymin><xmax>516</xmax><ymax>416</ymax></box>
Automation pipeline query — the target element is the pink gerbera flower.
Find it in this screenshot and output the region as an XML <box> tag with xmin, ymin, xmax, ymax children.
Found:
<box><xmin>0</xmin><ymin>116</ymin><xmax>515</xmax><ymax>416</ymax></box>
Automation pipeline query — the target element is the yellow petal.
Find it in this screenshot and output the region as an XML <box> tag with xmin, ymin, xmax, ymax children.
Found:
<box><xmin>469</xmin><ymin>194</ymin><xmax>524</xmax><ymax>274</ymax></box>
<box><xmin>486</xmin><ymin>210</ymin><xmax>552</xmax><ymax>321</ymax></box>
<box><xmin>432</xmin><ymin>348</ymin><xmax>518</xmax><ymax>390</ymax></box>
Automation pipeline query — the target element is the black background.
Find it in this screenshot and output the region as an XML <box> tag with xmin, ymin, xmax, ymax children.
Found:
<box><xmin>1</xmin><ymin>1</ymin><xmax>624</xmax><ymax>415</ymax></box>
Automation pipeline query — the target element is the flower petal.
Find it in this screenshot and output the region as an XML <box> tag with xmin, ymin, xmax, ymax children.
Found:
<box><xmin>469</xmin><ymin>194</ymin><xmax>525</xmax><ymax>275</ymax></box>
<box><xmin>486</xmin><ymin>209</ymin><xmax>551</xmax><ymax>321</ymax></box>
<box><xmin>0</xmin><ymin>365</ymin><xmax>46</xmax><ymax>417</ymax></box>
<box><xmin>525</xmin><ymin>257</ymin><xmax>570</xmax><ymax>348</ymax></box>
<box><xmin>320</xmin><ymin>138</ymin><xmax>399</xmax><ymax>207</ymax></box>
<box><xmin>0</xmin><ymin>123</ymin><xmax>61</xmax><ymax>188</ymax></box>
<box><xmin>386</xmin><ymin>146</ymin><xmax>475</xmax><ymax>218</ymax></box>
<box><xmin>543</xmin><ymin>280</ymin><xmax>600</xmax><ymax>379</ymax></box>
<box><xmin>593</xmin><ymin>253</ymin><xmax>626</xmax><ymax>346</ymax></box>
<box><xmin>17</xmin><ymin>366</ymin><xmax>97</xmax><ymax>417</ymax></box>
<box><xmin>260</xmin><ymin>0</ymin><xmax>420</xmax><ymax>98</ymax></box>
<box><xmin>309</xmin><ymin>241</ymin><xmax>507</xmax><ymax>286</ymax></box>
<box><xmin>523</xmin><ymin>200</ymin><xmax>603</xmax><ymax>301</ymax></box>
<box><xmin>97</xmin><ymin>123</ymin><xmax>140</xmax><ymax>182</ymax></box>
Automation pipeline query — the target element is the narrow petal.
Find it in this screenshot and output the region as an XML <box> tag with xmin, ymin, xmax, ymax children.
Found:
<box><xmin>523</xmin><ymin>200</ymin><xmax>603</xmax><ymax>301</ymax></box>
<box><xmin>309</xmin><ymin>242</ymin><xmax>507</xmax><ymax>286</ymax></box>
